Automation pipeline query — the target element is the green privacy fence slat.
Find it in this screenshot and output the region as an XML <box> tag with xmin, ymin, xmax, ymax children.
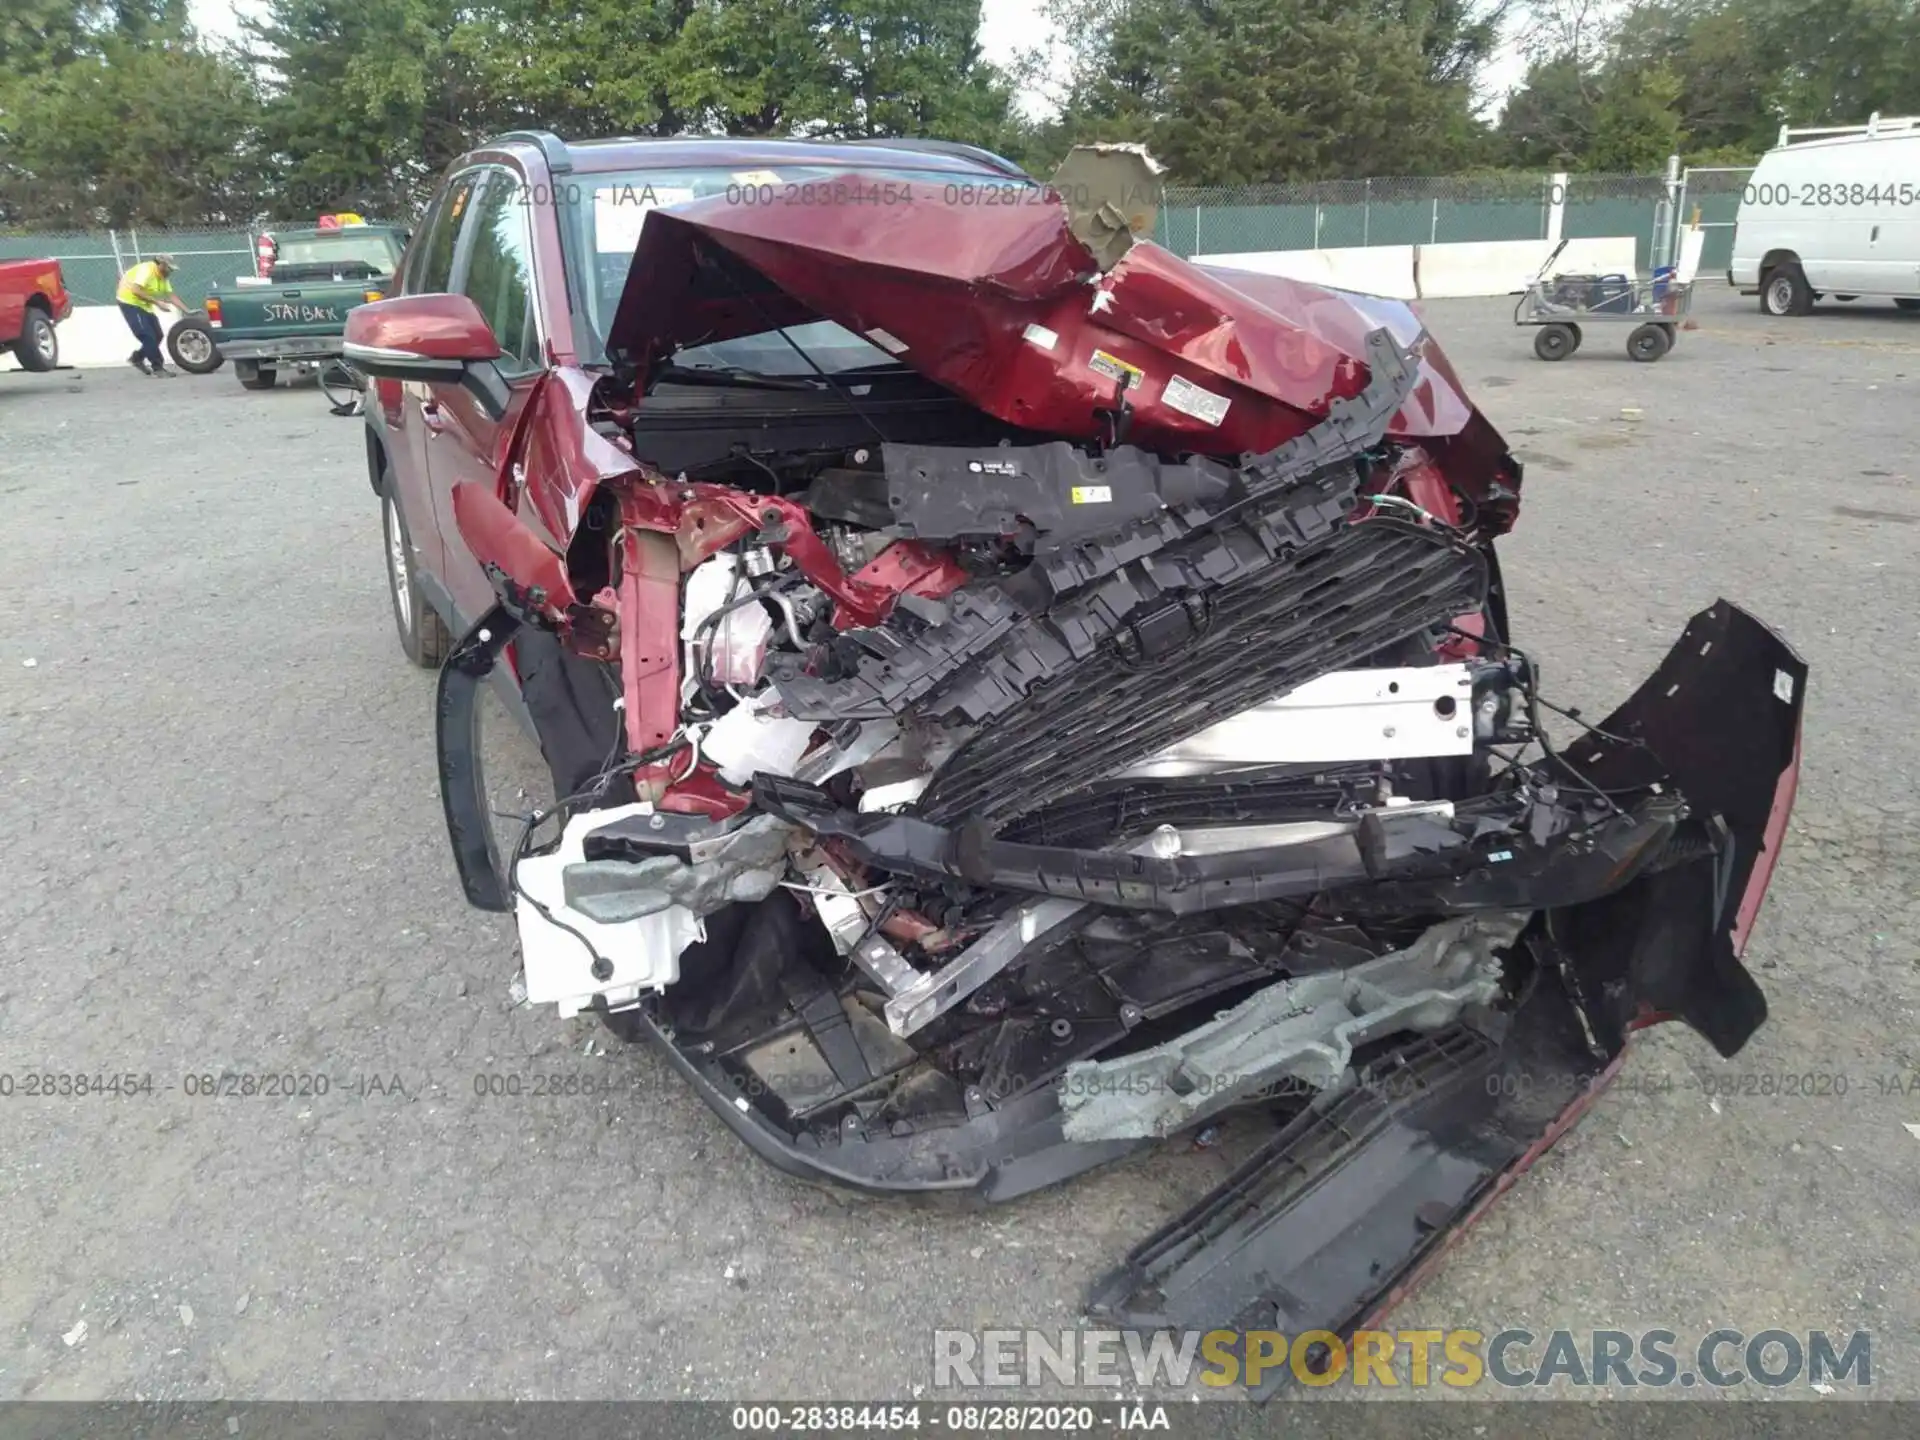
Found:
<box><xmin>1155</xmin><ymin>197</ymin><xmax>1566</xmax><ymax>256</ymax></box>
<box><xmin>1149</xmin><ymin>175</ymin><xmax>1672</xmax><ymax>261</ymax></box>
<box><xmin>1680</xmin><ymin>171</ymin><xmax>1752</xmax><ymax>274</ymax></box>
<box><xmin>1698</xmin><ymin>211</ymin><xmax>1739</xmax><ymax>271</ymax></box>
<box><xmin>1563</xmin><ymin>199</ymin><xmax>1663</xmax><ymax>272</ymax></box>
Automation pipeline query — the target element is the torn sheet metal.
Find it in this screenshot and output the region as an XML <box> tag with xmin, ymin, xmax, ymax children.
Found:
<box><xmin>1058</xmin><ymin>910</ymin><xmax>1531</xmax><ymax>1141</ymax></box>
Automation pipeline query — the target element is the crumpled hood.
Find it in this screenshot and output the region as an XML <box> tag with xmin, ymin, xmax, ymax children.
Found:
<box><xmin>606</xmin><ymin>173</ymin><xmax>1515</xmax><ymax>497</ymax></box>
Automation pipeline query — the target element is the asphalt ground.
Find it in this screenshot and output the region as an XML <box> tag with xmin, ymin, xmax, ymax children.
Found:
<box><xmin>2</xmin><ymin>283</ymin><xmax>1916</xmax><ymax>1403</ymax></box>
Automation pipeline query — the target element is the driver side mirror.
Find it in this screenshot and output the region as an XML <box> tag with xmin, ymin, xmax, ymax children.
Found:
<box><xmin>344</xmin><ymin>293</ymin><xmax>502</xmax><ymax>381</ymax></box>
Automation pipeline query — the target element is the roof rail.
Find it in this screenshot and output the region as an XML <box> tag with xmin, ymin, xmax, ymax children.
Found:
<box><xmin>836</xmin><ymin>137</ymin><xmax>1031</xmax><ymax>179</ymax></box>
<box><xmin>486</xmin><ymin>130</ymin><xmax>573</xmax><ymax>175</ymax></box>
<box><xmin>1777</xmin><ymin>113</ymin><xmax>1920</xmax><ymax>146</ymax></box>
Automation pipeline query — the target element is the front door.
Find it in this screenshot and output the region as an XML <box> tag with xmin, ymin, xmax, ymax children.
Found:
<box><xmin>422</xmin><ymin>168</ymin><xmax>550</xmax><ymax>629</ymax></box>
<box><xmin>378</xmin><ymin>171</ymin><xmax>483</xmax><ymax>592</ymax></box>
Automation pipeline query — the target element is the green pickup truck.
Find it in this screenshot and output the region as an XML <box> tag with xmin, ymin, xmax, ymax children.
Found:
<box><xmin>169</xmin><ymin>222</ymin><xmax>408</xmax><ymax>390</ymax></box>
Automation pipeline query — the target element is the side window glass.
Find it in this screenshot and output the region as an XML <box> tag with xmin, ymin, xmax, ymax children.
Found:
<box><xmin>458</xmin><ymin>174</ymin><xmax>542</xmax><ymax>374</ymax></box>
<box><xmin>408</xmin><ymin>174</ymin><xmax>476</xmax><ymax>295</ymax></box>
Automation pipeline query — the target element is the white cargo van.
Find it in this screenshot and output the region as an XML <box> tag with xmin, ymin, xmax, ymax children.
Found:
<box><xmin>1729</xmin><ymin>114</ymin><xmax>1920</xmax><ymax>315</ymax></box>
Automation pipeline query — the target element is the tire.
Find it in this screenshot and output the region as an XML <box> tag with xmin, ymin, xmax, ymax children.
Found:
<box><xmin>1895</xmin><ymin>298</ymin><xmax>1920</xmax><ymax>312</ymax></box>
<box><xmin>1627</xmin><ymin>323</ymin><xmax>1671</xmax><ymax>362</ymax></box>
<box><xmin>15</xmin><ymin>307</ymin><xmax>58</xmax><ymax>372</ymax></box>
<box><xmin>235</xmin><ymin>361</ymin><xmax>277</xmax><ymax>390</ymax></box>
<box><xmin>381</xmin><ymin>474</ymin><xmax>451</xmax><ymax>668</ymax></box>
<box><xmin>1533</xmin><ymin>323</ymin><xmax>1577</xmax><ymax>361</ymax></box>
<box><xmin>166</xmin><ymin>315</ymin><xmax>225</xmax><ymax>374</ymax></box>
<box><xmin>1760</xmin><ymin>265</ymin><xmax>1813</xmax><ymax>316</ymax></box>
<box><xmin>1835</xmin><ymin>294</ymin><xmax>1858</xmax><ymax>302</ymax></box>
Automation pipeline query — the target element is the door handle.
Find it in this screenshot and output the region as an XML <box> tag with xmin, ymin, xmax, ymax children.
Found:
<box><xmin>418</xmin><ymin>398</ymin><xmax>445</xmax><ymax>433</ymax></box>
<box><xmin>282</xmin><ymin>289</ymin><xmax>301</xmax><ymax>298</ymax></box>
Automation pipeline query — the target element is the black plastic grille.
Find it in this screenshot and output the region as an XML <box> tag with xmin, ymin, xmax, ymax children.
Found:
<box><xmin>919</xmin><ymin>521</ymin><xmax>1485</xmax><ymax>828</ymax></box>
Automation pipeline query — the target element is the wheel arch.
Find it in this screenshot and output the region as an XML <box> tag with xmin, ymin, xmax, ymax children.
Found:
<box><xmin>1759</xmin><ymin>248</ymin><xmax>1801</xmax><ymax>275</ymax></box>
<box><xmin>365</xmin><ymin>425</ymin><xmax>389</xmax><ymax>497</ymax></box>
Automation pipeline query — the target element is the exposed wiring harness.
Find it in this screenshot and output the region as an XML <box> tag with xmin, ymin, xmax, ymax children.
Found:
<box><xmin>778</xmin><ymin>880</ymin><xmax>893</xmax><ymax>900</ymax></box>
<box><xmin>1443</xmin><ymin>622</ymin><xmax>1657</xmax><ymax>811</ymax></box>
<box><xmin>1362</xmin><ymin>491</ymin><xmax>1443</xmax><ymax>525</ymax></box>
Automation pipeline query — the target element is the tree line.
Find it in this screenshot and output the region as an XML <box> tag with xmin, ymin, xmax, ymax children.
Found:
<box><xmin>3</xmin><ymin>0</ymin><xmax>1919</xmax><ymax>228</ymax></box>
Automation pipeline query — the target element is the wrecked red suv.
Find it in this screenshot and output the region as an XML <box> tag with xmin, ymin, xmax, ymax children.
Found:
<box><xmin>347</xmin><ymin>130</ymin><xmax>1803</xmax><ymax>1373</ymax></box>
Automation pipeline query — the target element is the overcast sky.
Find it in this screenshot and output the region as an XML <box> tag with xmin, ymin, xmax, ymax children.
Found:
<box><xmin>188</xmin><ymin>0</ymin><xmax>1530</xmax><ymax>124</ymax></box>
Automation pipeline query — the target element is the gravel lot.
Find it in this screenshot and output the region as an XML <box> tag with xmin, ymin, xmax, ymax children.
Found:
<box><xmin>2</xmin><ymin>284</ymin><xmax>1916</xmax><ymax>1402</ymax></box>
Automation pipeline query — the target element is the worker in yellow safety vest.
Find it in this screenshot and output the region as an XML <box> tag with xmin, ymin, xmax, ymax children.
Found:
<box><xmin>115</xmin><ymin>254</ymin><xmax>187</xmax><ymax>375</ymax></box>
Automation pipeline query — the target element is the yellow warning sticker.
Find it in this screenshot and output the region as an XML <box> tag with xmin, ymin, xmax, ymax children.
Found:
<box><xmin>1088</xmin><ymin>349</ymin><xmax>1144</xmax><ymax>390</ymax></box>
<box><xmin>1070</xmin><ymin>485</ymin><xmax>1113</xmax><ymax>504</ymax></box>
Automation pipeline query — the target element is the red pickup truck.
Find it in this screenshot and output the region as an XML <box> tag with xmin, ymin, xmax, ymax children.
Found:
<box><xmin>0</xmin><ymin>258</ymin><xmax>72</xmax><ymax>372</ymax></box>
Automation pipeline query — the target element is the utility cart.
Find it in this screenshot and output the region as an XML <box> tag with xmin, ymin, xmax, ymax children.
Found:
<box><xmin>1515</xmin><ymin>241</ymin><xmax>1693</xmax><ymax>362</ymax></box>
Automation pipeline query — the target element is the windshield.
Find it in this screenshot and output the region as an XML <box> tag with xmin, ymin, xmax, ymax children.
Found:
<box><xmin>558</xmin><ymin>163</ymin><xmax>1016</xmax><ymax>371</ymax></box>
<box><xmin>270</xmin><ymin>232</ymin><xmax>400</xmax><ymax>275</ymax></box>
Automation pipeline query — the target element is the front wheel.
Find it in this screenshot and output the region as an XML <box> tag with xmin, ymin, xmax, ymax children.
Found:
<box><xmin>1761</xmin><ymin>265</ymin><xmax>1813</xmax><ymax>316</ymax></box>
<box><xmin>1895</xmin><ymin>298</ymin><xmax>1920</xmax><ymax>312</ymax></box>
<box><xmin>382</xmin><ymin>478</ymin><xmax>451</xmax><ymax>668</ymax></box>
<box><xmin>14</xmin><ymin>308</ymin><xmax>58</xmax><ymax>372</ymax></box>
<box><xmin>166</xmin><ymin>315</ymin><xmax>225</xmax><ymax>374</ymax></box>
<box><xmin>1533</xmin><ymin>323</ymin><xmax>1579</xmax><ymax>361</ymax></box>
<box><xmin>1627</xmin><ymin>323</ymin><xmax>1671</xmax><ymax>362</ymax></box>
